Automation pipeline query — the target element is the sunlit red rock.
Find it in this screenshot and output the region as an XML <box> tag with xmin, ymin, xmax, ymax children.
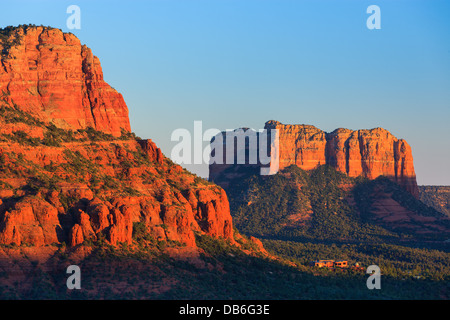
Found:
<box><xmin>0</xmin><ymin>26</ymin><xmax>237</xmax><ymax>250</ymax></box>
<box><xmin>210</xmin><ymin>120</ymin><xmax>419</xmax><ymax>198</ymax></box>
<box><xmin>0</xmin><ymin>26</ymin><xmax>130</xmax><ymax>136</ymax></box>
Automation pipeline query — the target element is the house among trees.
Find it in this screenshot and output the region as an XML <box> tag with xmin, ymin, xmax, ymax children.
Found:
<box><xmin>334</xmin><ymin>260</ymin><xmax>348</xmax><ymax>268</ymax></box>
<box><xmin>309</xmin><ymin>260</ymin><xmax>348</xmax><ymax>268</ymax></box>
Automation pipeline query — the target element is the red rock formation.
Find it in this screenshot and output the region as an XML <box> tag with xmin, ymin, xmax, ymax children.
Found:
<box><xmin>0</xmin><ymin>26</ymin><xmax>130</xmax><ymax>136</ymax></box>
<box><xmin>268</xmin><ymin>121</ymin><xmax>418</xmax><ymax>197</ymax></box>
<box><xmin>0</xmin><ymin>197</ymin><xmax>61</xmax><ymax>246</ymax></box>
<box><xmin>0</xmin><ymin>25</ymin><xmax>238</xmax><ymax>250</ymax></box>
<box><xmin>138</xmin><ymin>139</ymin><xmax>164</xmax><ymax>165</ymax></box>
<box><xmin>69</xmin><ymin>224</ymin><xmax>84</xmax><ymax>247</ymax></box>
<box><xmin>0</xmin><ymin>123</ymin><xmax>236</xmax><ymax>247</ymax></box>
<box><xmin>265</xmin><ymin>122</ymin><xmax>328</xmax><ymax>171</ymax></box>
<box><xmin>209</xmin><ymin>120</ymin><xmax>419</xmax><ymax>197</ymax></box>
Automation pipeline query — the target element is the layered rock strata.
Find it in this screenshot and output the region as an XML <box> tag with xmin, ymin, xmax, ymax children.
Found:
<box><xmin>209</xmin><ymin>120</ymin><xmax>419</xmax><ymax>198</ymax></box>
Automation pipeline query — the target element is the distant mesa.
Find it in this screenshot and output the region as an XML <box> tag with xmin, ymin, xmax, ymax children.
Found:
<box><xmin>209</xmin><ymin>120</ymin><xmax>419</xmax><ymax>198</ymax></box>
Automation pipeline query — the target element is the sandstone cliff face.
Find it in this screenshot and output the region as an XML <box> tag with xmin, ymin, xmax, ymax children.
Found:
<box><xmin>209</xmin><ymin>120</ymin><xmax>419</xmax><ymax>198</ymax></box>
<box><xmin>0</xmin><ymin>119</ymin><xmax>235</xmax><ymax>248</ymax></box>
<box><xmin>0</xmin><ymin>26</ymin><xmax>237</xmax><ymax>250</ymax></box>
<box><xmin>325</xmin><ymin>127</ymin><xmax>417</xmax><ymax>197</ymax></box>
<box><xmin>0</xmin><ymin>26</ymin><xmax>130</xmax><ymax>136</ymax></box>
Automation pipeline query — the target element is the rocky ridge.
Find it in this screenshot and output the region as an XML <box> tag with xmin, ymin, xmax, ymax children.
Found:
<box><xmin>209</xmin><ymin>120</ymin><xmax>419</xmax><ymax>198</ymax></box>
<box><xmin>0</xmin><ymin>25</ymin><xmax>265</xmax><ymax>255</ymax></box>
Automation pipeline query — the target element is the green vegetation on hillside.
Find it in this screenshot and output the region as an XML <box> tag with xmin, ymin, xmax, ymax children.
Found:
<box><xmin>221</xmin><ymin>164</ymin><xmax>450</xmax><ymax>299</ymax></box>
<box><xmin>419</xmin><ymin>186</ymin><xmax>450</xmax><ymax>218</ymax></box>
<box><xmin>2</xmin><ymin>233</ymin><xmax>447</xmax><ymax>300</ymax></box>
<box><xmin>226</xmin><ymin>165</ymin><xmax>449</xmax><ymax>243</ymax></box>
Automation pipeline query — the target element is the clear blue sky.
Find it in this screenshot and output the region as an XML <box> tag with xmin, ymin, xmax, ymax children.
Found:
<box><xmin>1</xmin><ymin>0</ymin><xmax>449</xmax><ymax>184</ymax></box>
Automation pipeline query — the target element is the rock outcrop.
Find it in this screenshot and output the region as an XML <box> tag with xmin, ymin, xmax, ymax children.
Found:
<box><xmin>0</xmin><ymin>121</ymin><xmax>235</xmax><ymax>249</ymax></box>
<box><xmin>0</xmin><ymin>25</ymin><xmax>130</xmax><ymax>136</ymax></box>
<box><xmin>0</xmin><ymin>25</ymin><xmax>238</xmax><ymax>250</ymax></box>
<box><xmin>209</xmin><ymin>120</ymin><xmax>419</xmax><ymax>198</ymax></box>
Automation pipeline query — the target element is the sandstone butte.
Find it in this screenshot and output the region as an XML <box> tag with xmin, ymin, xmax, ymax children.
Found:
<box><xmin>209</xmin><ymin>120</ymin><xmax>419</xmax><ymax>198</ymax></box>
<box><xmin>0</xmin><ymin>25</ymin><xmax>267</xmax><ymax>256</ymax></box>
<box><xmin>0</xmin><ymin>25</ymin><xmax>130</xmax><ymax>137</ymax></box>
